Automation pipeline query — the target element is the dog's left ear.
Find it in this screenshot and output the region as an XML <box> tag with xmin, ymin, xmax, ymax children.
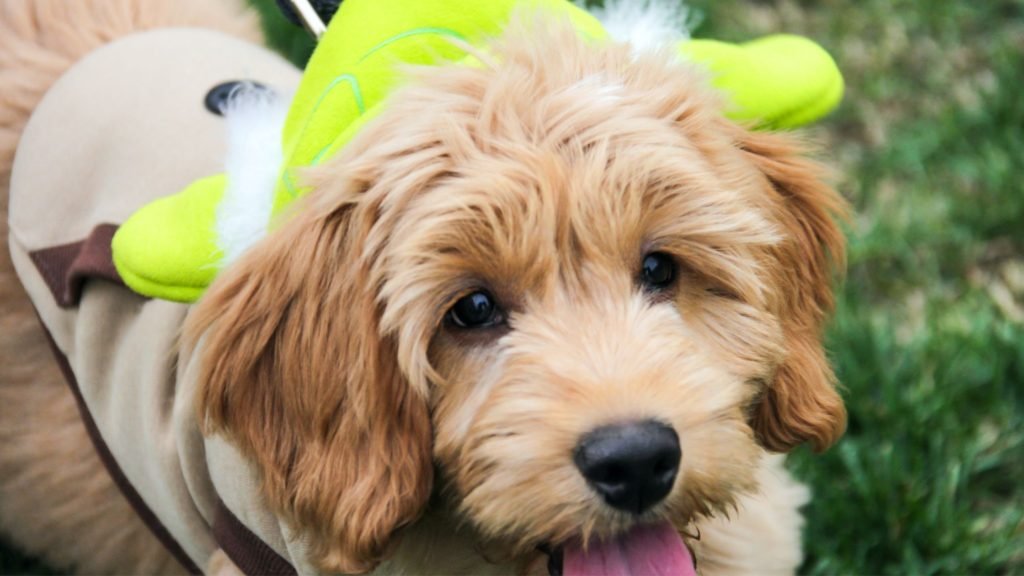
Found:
<box><xmin>184</xmin><ymin>189</ymin><xmax>433</xmax><ymax>573</ymax></box>
<box><xmin>737</xmin><ymin>128</ymin><xmax>848</xmax><ymax>452</ymax></box>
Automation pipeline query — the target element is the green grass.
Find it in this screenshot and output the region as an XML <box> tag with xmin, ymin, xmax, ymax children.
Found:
<box><xmin>682</xmin><ymin>1</ymin><xmax>1024</xmax><ymax>573</ymax></box>
<box><xmin>4</xmin><ymin>0</ymin><xmax>1022</xmax><ymax>574</ymax></box>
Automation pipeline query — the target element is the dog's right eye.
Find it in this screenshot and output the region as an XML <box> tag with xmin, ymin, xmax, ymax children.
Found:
<box><xmin>448</xmin><ymin>291</ymin><xmax>504</xmax><ymax>329</ymax></box>
<box><xmin>640</xmin><ymin>252</ymin><xmax>676</xmax><ymax>291</ymax></box>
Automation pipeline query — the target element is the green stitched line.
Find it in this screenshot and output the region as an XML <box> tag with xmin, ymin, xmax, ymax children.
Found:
<box><xmin>284</xmin><ymin>74</ymin><xmax>366</xmax><ymax>189</ymax></box>
<box><xmin>311</xmin><ymin>141</ymin><xmax>337</xmax><ymax>166</ymax></box>
<box><xmin>299</xmin><ymin>28</ymin><xmax>467</xmax><ymax>170</ymax></box>
<box><xmin>358</xmin><ymin>26</ymin><xmax>466</xmax><ymax>64</ymax></box>
<box><xmin>290</xmin><ymin>73</ymin><xmax>365</xmax><ymax>161</ymax></box>
<box><xmin>324</xmin><ymin>73</ymin><xmax>366</xmax><ymax>114</ymax></box>
<box><xmin>282</xmin><ymin>168</ymin><xmax>300</xmax><ymax>198</ymax></box>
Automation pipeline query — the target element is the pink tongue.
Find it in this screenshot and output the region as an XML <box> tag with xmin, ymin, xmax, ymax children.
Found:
<box><xmin>563</xmin><ymin>521</ymin><xmax>695</xmax><ymax>576</ymax></box>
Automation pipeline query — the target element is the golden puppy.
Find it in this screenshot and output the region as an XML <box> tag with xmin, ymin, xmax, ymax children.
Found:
<box><xmin>189</xmin><ymin>17</ymin><xmax>847</xmax><ymax>576</ymax></box>
<box><xmin>0</xmin><ymin>1</ymin><xmax>845</xmax><ymax>575</ymax></box>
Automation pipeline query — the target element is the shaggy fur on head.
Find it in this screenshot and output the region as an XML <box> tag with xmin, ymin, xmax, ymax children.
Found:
<box><xmin>186</xmin><ymin>15</ymin><xmax>846</xmax><ymax>574</ymax></box>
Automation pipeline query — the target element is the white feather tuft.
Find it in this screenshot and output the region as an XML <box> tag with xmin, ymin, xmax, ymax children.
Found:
<box><xmin>587</xmin><ymin>0</ymin><xmax>695</xmax><ymax>54</ymax></box>
<box><xmin>215</xmin><ymin>84</ymin><xmax>289</xmax><ymax>265</ymax></box>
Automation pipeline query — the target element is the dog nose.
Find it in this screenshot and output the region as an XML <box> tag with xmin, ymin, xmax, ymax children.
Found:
<box><xmin>573</xmin><ymin>421</ymin><xmax>681</xmax><ymax>514</ymax></box>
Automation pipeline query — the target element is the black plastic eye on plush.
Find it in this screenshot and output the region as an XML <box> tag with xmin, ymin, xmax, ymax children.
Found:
<box><xmin>640</xmin><ymin>252</ymin><xmax>676</xmax><ymax>290</ymax></box>
<box><xmin>448</xmin><ymin>291</ymin><xmax>504</xmax><ymax>328</ymax></box>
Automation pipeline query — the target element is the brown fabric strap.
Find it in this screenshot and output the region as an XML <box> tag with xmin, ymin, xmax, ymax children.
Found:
<box><xmin>29</xmin><ymin>226</ymin><xmax>295</xmax><ymax>575</ymax></box>
<box><xmin>28</xmin><ymin>224</ymin><xmax>125</xmax><ymax>308</ymax></box>
<box><xmin>214</xmin><ymin>503</ymin><xmax>297</xmax><ymax>576</ymax></box>
<box><xmin>35</xmin><ymin>316</ymin><xmax>202</xmax><ymax>575</ymax></box>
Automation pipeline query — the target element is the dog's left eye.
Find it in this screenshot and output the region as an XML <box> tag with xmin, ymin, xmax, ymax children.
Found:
<box><xmin>448</xmin><ymin>291</ymin><xmax>505</xmax><ymax>329</ymax></box>
<box><xmin>640</xmin><ymin>252</ymin><xmax>676</xmax><ymax>290</ymax></box>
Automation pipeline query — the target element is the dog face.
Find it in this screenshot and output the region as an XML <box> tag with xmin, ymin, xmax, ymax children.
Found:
<box><xmin>186</xmin><ymin>21</ymin><xmax>846</xmax><ymax>574</ymax></box>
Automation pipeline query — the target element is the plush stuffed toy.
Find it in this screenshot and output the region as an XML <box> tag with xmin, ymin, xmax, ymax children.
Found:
<box><xmin>111</xmin><ymin>0</ymin><xmax>843</xmax><ymax>303</ymax></box>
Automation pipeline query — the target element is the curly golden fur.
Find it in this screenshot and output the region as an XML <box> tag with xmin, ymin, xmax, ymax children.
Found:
<box><xmin>187</xmin><ymin>16</ymin><xmax>846</xmax><ymax>575</ymax></box>
<box><xmin>1</xmin><ymin>2</ymin><xmax>845</xmax><ymax>575</ymax></box>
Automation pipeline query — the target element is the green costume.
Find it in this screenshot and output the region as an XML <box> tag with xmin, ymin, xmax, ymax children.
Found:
<box><xmin>112</xmin><ymin>0</ymin><xmax>843</xmax><ymax>302</ymax></box>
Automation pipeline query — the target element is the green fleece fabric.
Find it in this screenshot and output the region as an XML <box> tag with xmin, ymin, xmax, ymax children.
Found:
<box><xmin>113</xmin><ymin>0</ymin><xmax>843</xmax><ymax>302</ymax></box>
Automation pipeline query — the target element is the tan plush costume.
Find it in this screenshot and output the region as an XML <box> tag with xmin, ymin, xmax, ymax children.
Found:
<box><xmin>7</xmin><ymin>28</ymin><xmax>320</xmax><ymax>575</ymax></box>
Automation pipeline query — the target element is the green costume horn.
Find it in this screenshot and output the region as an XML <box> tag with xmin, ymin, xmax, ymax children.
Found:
<box><xmin>112</xmin><ymin>0</ymin><xmax>843</xmax><ymax>303</ymax></box>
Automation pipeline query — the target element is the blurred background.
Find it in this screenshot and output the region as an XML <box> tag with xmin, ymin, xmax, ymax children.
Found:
<box><xmin>3</xmin><ymin>0</ymin><xmax>1021</xmax><ymax>574</ymax></box>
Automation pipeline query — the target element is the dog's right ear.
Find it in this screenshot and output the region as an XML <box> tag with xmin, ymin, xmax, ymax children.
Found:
<box><xmin>185</xmin><ymin>191</ymin><xmax>432</xmax><ymax>574</ymax></box>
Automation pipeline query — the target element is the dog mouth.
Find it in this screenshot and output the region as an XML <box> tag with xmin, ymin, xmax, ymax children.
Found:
<box><xmin>544</xmin><ymin>521</ymin><xmax>696</xmax><ymax>576</ymax></box>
